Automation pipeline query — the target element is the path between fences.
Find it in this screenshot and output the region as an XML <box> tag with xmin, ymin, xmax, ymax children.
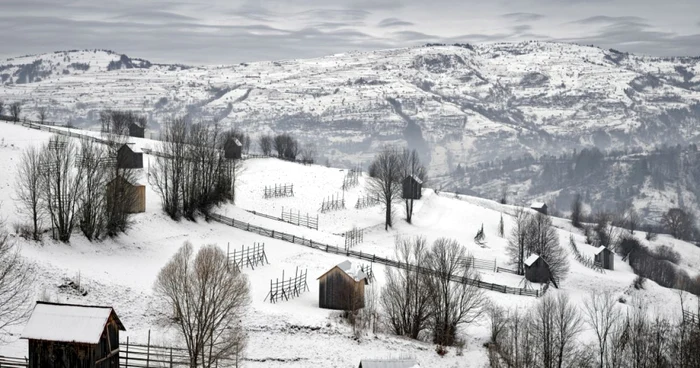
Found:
<box><xmin>209</xmin><ymin>212</ymin><xmax>546</xmax><ymax>297</ymax></box>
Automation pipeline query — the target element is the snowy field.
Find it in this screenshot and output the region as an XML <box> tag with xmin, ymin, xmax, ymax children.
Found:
<box><xmin>0</xmin><ymin>121</ymin><xmax>698</xmax><ymax>367</ymax></box>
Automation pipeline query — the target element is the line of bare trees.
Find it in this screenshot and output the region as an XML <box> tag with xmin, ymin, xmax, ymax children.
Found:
<box><xmin>100</xmin><ymin>109</ymin><xmax>146</xmax><ymax>136</ymax></box>
<box><xmin>0</xmin><ymin>209</ymin><xmax>33</xmax><ymax>341</ymax></box>
<box><xmin>15</xmin><ymin>134</ymin><xmax>138</xmax><ymax>242</ymax></box>
<box><xmin>0</xmin><ymin>100</ymin><xmax>22</xmax><ymax>122</ymax></box>
<box><xmin>368</xmin><ymin>146</ymin><xmax>427</xmax><ymax>230</ymax></box>
<box><xmin>380</xmin><ymin>236</ymin><xmax>486</xmax><ymax>348</ymax></box>
<box><xmin>150</xmin><ymin>119</ymin><xmax>243</xmax><ymax>221</ymax></box>
<box><xmin>488</xmin><ymin>291</ymin><xmax>700</xmax><ymax>368</ymax></box>
<box><xmin>507</xmin><ymin>209</ymin><xmax>569</xmax><ymax>282</ymax></box>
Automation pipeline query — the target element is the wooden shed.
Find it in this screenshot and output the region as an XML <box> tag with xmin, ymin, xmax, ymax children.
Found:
<box><xmin>116</xmin><ymin>144</ymin><xmax>143</xmax><ymax>169</ymax></box>
<box><xmin>594</xmin><ymin>245</ymin><xmax>615</xmax><ymax>270</ymax></box>
<box><xmin>318</xmin><ymin>260</ymin><xmax>368</xmax><ymax>310</ymax></box>
<box><xmin>524</xmin><ymin>254</ymin><xmax>554</xmax><ymax>286</ymax></box>
<box><xmin>224</xmin><ymin>137</ymin><xmax>243</xmax><ymax>160</ymax></box>
<box><xmin>530</xmin><ymin>202</ymin><xmax>548</xmax><ymax>215</ymax></box>
<box><xmin>106</xmin><ymin>176</ymin><xmax>146</xmax><ymax>213</ymax></box>
<box><xmin>402</xmin><ymin>175</ymin><xmax>423</xmax><ymax>200</ymax></box>
<box><xmin>359</xmin><ymin>359</ymin><xmax>420</xmax><ymax>368</ymax></box>
<box><xmin>128</xmin><ymin>122</ymin><xmax>145</xmax><ymax>138</ymax></box>
<box><xmin>21</xmin><ymin>302</ymin><xmax>126</xmax><ymax>368</ymax></box>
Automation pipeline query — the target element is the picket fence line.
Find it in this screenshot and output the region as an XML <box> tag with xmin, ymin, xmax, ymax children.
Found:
<box><xmin>209</xmin><ymin>213</ymin><xmax>546</xmax><ymax>297</ymax></box>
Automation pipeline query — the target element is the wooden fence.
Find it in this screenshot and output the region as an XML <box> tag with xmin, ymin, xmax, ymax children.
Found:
<box><xmin>320</xmin><ymin>194</ymin><xmax>345</xmax><ymax>213</ymax></box>
<box><xmin>227</xmin><ymin>242</ymin><xmax>269</xmax><ymax>271</ymax></box>
<box><xmin>264</xmin><ymin>267</ymin><xmax>309</xmax><ymax>303</ymax></box>
<box><xmin>0</xmin><ymin>356</ymin><xmax>28</xmax><ymax>367</ymax></box>
<box><xmin>355</xmin><ymin>194</ymin><xmax>380</xmax><ymax>209</ymax></box>
<box><xmin>683</xmin><ymin>310</ymin><xmax>699</xmax><ymax>325</ymax></box>
<box><xmin>209</xmin><ymin>213</ymin><xmax>546</xmax><ymax>297</ymax></box>
<box><xmin>264</xmin><ymin>184</ymin><xmax>294</xmax><ymax>199</ymax></box>
<box><xmin>458</xmin><ymin>256</ymin><xmax>497</xmax><ymax>272</ymax></box>
<box><xmin>343</xmin><ymin>227</ymin><xmax>364</xmax><ymax>250</ymax></box>
<box><xmin>121</xmin><ymin>335</ymin><xmax>242</xmax><ymax>368</ymax></box>
<box><xmin>568</xmin><ymin>236</ymin><xmax>605</xmax><ymax>273</ymax></box>
<box><xmin>281</xmin><ymin>207</ymin><xmax>319</xmax><ymax>230</ymax></box>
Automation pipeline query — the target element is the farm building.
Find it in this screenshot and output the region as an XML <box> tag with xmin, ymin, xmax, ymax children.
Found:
<box><xmin>530</xmin><ymin>202</ymin><xmax>548</xmax><ymax>215</ymax></box>
<box><xmin>21</xmin><ymin>302</ymin><xmax>126</xmax><ymax>368</ymax></box>
<box><xmin>224</xmin><ymin>137</ymin><xmax>243</xmax><ymax>160</ymax></box>
<box><xmin>524</xmin><ymin>254</ymin><xmax>556</xmax><ymax>286</ymax></box>
<box><xmin>318</xmin><ymin>260</ymin><xmax>368</xmax><ymax>310</ymax></box>
<box><xmin>128</xmin><ymin>122</ymin><xmax>145</xmax><ymax>138</ymax></box>
<box><xmin>594</xmin><ymin>245</ymin><xmax>615</xmax><ymax>270</ymax></box>
<box><xmin>106</xmin><ymin>176</ymin><xmax>146</xmax><ymax>213</ymax></box>
<box><xmin>116</xmin><ymin>144</ymin><xmax>143</xmax><ymax>169</ymax></box>
<box><xmin>358</xmin><ymin>359</ymin><xmax>420</xmax><ymax>368</ymax></box>
<box><xmin>402</xmin><ymin>175</ymin><xmax>423</xmax><ymax>200</ymax></box>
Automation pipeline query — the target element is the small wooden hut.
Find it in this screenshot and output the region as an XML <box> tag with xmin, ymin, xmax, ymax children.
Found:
<box><xmin>224</xmin><ymin>137</ymin><xmax>243</xmax><ymax>160</ymax></box>
<box><xmin>21</xmin><ymin>302</ymin><xmax>126</xmax><ymax>368</ymax></box>
<box><xmin>524</xmin><ymin>254</ymin><xmax>554</xmax><ymax>286</ymax></box>
<box><xmin>116</xmin><ymin>144</ymin><xmax>143</xmax><ymax>169</ymax></box>
<box><xmin>530</xmin><ymin>202</ymin><xmax>548</xmax><ymax>215</ymax></box>
<box><xmin>106</xmin><ymin>176</ymin><xmax>146</xmax><ymax>213</ymax></box>
<box><xmin>402</xmin><ymin>175</ymin><xmax>423</xmax><ymax>200</ymax></box>
<box><xmin>594</xmin><ymin>245</ymin><xmax>615</xmax><ymax>270</ymax></box>
<box><xmin>128</xmin><ymin>122</ymin><xmax>145</xmax><ymax>138</ymax></box>
<box><xmin>359</xmin><ymin>359</ymin><xmax>419</xmax><ymax>368</ymax></box>
<box><xmin>318</xmin><ymin>260</ymin><xmax>368</xmax><ymax>310</ymax></box>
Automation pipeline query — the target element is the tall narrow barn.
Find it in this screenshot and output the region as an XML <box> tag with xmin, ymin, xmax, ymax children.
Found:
<box><xmin>22</xmin><ymin>302</ymin><xmax>126</xmax><ymax>368</ymax></box>
<box><xmin>224</xmin><ymin>137</ymin><xmax>243</xmax><ymax>160</ymax></box>
<box><xmin>106</xmin><ymin>176</ymin><xmax>146</xmax><ymax>213</ymax></box>
<box><xmin>318</xmin><ymin>260</ymin><xmax>368</xmax><ymax>310</ymax></box>
<box><xmin>128</xmin><ymin>122</ymin><xmax>145</xmax><ymax>138</ymax></box>
<box><xmin>594</xmin><ymin>246</ymin><xmax>615</xmax><ymax>270</ymax></box>
<box><xmin>402</xmin><ymin>175</ymin><xmax>423</xmax><ymax>200</ymax></box>
<box><xmin>524</xmin><ymin>254</ymin><xmax>554</xmax><ymax>286</ymax></box>
<box><xmin>530</xmin><ymin>202</ymin><xmax>548</xmax><ymax>215</ymax></box>
<box><xmin>116</xmin><ymin>144</ymin><xmax>143</xmax><ymax>169</ymax></box>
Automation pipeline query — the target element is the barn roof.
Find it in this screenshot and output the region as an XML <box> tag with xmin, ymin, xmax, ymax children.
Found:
<box><xmin>234</xmin><ymin>138</ymin><xmax>242</xmax><ymax>147</ymax></box>
<box><xmin>594</xmin><ymin>245</ymin><xmax>613</xmax><ymax>255</ymax></box>
<box><xmin>118</xmin><ymin>143</ymin><xmax>142</xmax><ymax>153</ymax></box>
<box><xmin>530</xmin><ymin>202</ymin><xmax>547</xmax><ymax>209</ymax></box>
<box><xmin>405</xmin><ymin>175</ymin><xmax>423</xmax><ymax>184</ymax></box>
<box><xmin>318</xmin><ymin>260</ymin><xmax>368</xmax><ymax>283</ymax></box>
<box><xmin>21</xmin><ymin>302</ymin><xmax>125</xmax><ymax>344</ymax></box>
<box><xmin>359</xmin><ymin>359</ymin><xmax>419</xmax><ymax>368</ymax></box>
<box><xmin>524</xmin><ymin>254</ymin><xmax>540</xmax><ymax>267</ymax></box>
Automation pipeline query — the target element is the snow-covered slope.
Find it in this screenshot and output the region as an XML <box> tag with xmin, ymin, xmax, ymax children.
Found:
<box><xmin>1</xmin><ymin>121</ymin><xmax>698</xmax><ymax>367</ymax></box>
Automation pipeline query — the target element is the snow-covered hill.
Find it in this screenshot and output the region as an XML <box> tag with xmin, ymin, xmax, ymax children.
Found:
<box><xmin>0</xmin><ymin>121</ymin><xmax>698</xmax><ymax>367</ymax></box>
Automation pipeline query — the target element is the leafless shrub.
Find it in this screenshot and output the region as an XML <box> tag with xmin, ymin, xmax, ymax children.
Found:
<box><xmin>0</xmin><ymin>214</ymin><xmax>33</xmax><ymax>341</ymax></box>
<box><xmin>15</xmin><ymin>145</ymin><xmax>44</xmax><ymax>241</ymax></box>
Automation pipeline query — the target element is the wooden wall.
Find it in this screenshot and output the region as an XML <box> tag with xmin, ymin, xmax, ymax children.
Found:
<box><xmin>318</xmin><ymin>268</ymin><xmax>365</xmax><ymax>310</ymax></box>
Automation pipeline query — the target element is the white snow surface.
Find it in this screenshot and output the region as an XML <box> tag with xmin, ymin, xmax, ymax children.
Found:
<box><xmin>0</xmin><ymin>121</ymin><xmax>698</xmax><ymax>367</ymax></box>
<box><xmin>21</xmin><ymin>303</ymin><xmax>120</xmax><ymax>344</ymax></box>
<box><xmin>523</xmin><ymin>254</ymin><xmax>540</xmax><ymax>267</ymax></box>
<box><xmin>333</xmin><ymin>260</ymin><xmax>368</xmax><ymax>283</ymax></box>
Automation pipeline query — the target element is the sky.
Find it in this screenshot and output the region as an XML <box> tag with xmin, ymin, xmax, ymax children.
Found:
<box><xmin>1</xmin><ymin>0</ymin><xmax>699</xmax><ymax>65</ymax></box>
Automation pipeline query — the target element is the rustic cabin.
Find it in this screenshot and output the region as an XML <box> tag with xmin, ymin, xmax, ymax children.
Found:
<box><xmin>224</xmin><ymin>137</ymin><xmax>243</xmax><ymax>160</ymax></box>
<box><xmin>21</xmin><ymin>302</ymin><xmax>126</xmax><ymax>368</ymax></box>
<box><xmin>524</xmin><ymin>254</ymin><xmax>555</xmax><ymax>286</ymax></box>
<box><xmin>530</xmin><ymin>202</ymin><xmax>548</xmax><ymax>215</ymax></box>
<box><xmin>594</xmin><ymin>245</ymin><xmax>615</xmax><ymax>270</ymax></box>
<box><xmin>116</xmin><ymin>144</ymin><xmax>143</xmax><ymax>169</ymax></box>
<box><xmin>106</xmin><ymin>176</ymin><xmax>146</xmax><ymax>213</ymax></box>
<box><xmin>128</xmin><ymin>122</ymin><xmax>145</xmax><ymax>138</ymax></box>
<box><xmin>402</xmin><ymin>175</ymin><xmax>423</xmax><ymax>200</ymax></box>
<box><xmin>358</xmin><ymin>359</ymin><xmax>420</xmax><ymax>368</ymax></box>
<box><xmin>318</xmin><ymin>260</ymin><xmax>368</xmax><ymax>310</ymax></box>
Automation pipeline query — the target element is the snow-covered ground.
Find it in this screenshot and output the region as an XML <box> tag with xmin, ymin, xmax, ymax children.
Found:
<box><xmin>0</xmin><ymin>121</ymin><xmax>698</xmax><ymax>367</ymax></box>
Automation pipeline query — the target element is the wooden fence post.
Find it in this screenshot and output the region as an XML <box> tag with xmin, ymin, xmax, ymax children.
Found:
<box><xmin>147</xmin><ymin>329</ymin><xmax>151</xmax><ymax>368</ymax></box>
<box><xmin>125</xmin><ymin>336</ymin><xmax>129</xmax><ymax>368</ymax></box>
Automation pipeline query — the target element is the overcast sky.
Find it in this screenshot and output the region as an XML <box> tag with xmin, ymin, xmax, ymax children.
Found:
<box><xmin>1</xmin><ymin>0</ymin><xmax>699</xmax><ymax>65</ymax></box>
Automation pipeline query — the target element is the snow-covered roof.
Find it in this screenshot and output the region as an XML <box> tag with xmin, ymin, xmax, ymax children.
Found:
<box><xmin>21</xmin><ymin>302</ymin><xmax>125</xmax><ymax>344</ymax></box>
<box><xmin>359</xmin><ymin>359</ymin><xmax>419</xmax><ymax>368</ymax></box>
<box><xmin>233</xmin><ymin>138</ymin><xmax>242</xmax><ymax>147</ymax></box>
<box><xmin>406</xmin><ymin>174</ymin><xmax>423</xmax><ymax>184</ymax></box>
<box><xmin>318</xmin><ymin>260</ymin><xmax>368</xmax><ymax>283</ymax></box>
<box><xmin>594</xmin><ymin>245</ymin><xmax>613</xmax><ymax>255</ymax></box>
<box><xmin>530</xmin><ymin>202</ymin><xmax>547</xmax><ymax>209</ymax></box>
<box><xmin>524</xmin><ymin>254</ymin><xmax>540</xmax><ymax>267</ymax></box>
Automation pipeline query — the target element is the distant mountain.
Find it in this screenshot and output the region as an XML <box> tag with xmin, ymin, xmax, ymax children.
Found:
<box><xmin>2</xmin><ymin>43</ymin><xmax>700</xmax><ymax>222</ymax></box>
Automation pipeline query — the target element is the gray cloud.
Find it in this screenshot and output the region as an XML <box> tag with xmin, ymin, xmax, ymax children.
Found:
<box><xmin>378</xmin><ymin>18</ymin><xmax>415</xmax><ymax>28</ymax></box>
<box><xmin>512</xmin><ymin>25</ymin><xmax>533</xmax><ymax>33</ymax></box>
<box><xmin>502</xmin><ymin>13</ymin><xmax>545</xmax><ymax>22</ymax></box>
<box><xmin>572</xmin><ymin>15</ymin><xmax>648</xmax><ymax>24</ymax></box>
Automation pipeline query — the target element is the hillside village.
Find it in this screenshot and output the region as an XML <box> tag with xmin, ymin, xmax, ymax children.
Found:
<box><xmin>0</xmin><ymin>113</ymin><xmax>698</xmax><ymax>368</ymax></box>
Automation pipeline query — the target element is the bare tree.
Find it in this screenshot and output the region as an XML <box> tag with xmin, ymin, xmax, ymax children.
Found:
<box><xmin>571</xmin><ymin>193</ymin><xmax>583</xmax><ymax>228</ymax></box>
<box><xmin>400</xmin><ymin>148</ymin><xmax>427</xmax><ymax>224</ymax></box>
<box><xmin>368</xmin><ymin>147</ymin><xmax>403</xmax><ymax>230</ymax></box>
<box><xmin>77</xmin><ymin>139</ymin><xmax>108</xmax><ymax>240</ymax></box>
<box><xmin>583</xmin><ymin>291</ymin><xmax>622</xmax><ymax>368</ymax></box>
<box><xmin>526</xmin><ymin>213</ymin><xmax>569</xmax><ymax>282</ymax></box>
<box><xmin>551</xmin><ymin>294</ymin><xmax>584</xmax><ymax>368</ymax></box>
<box><xmin>273</xmin><ymin>134</ymin><xmax>289</xmax><ymax>158</ymax></box>
<box><xmin>154</xmin><ymin>242</ymin><xmax>250</xmax><ymax>368</ymax></box>
<box><xmin>10</xmin><ymin>102</ymin><xmax>21</xmax><ymax>122</ymax></box>
<box><xmin>0</xmin><ymin>211</ymin><xmax>33</xmax><ymax>341</ymax></box>
<box><xmin>15</xmin><ymin>146</ymin><xmax>44</xmax><ymax>240</ymax></box>
<box><xmin>151</xmin><ymin>118</ymin><xmax>188</xmax><ymax>220</ymax></box>
<box><xmin>258</xmin><ymin>135</ymin><xmax>273</xmax><ymax>156</ymax></box>
<box><xmin>300</xmin><ymin>142</ymin><xmax>317</xmax><ymax>164</ymax></box>
<box><xmin>100</xmin><ymin>110</ymin><xmax>145</xmax><ymax>137</ymax></box>
<box><xmin>661</xmin><ymin>208</ymin><xmax>694</xmax><ymax>240</ymax></box>
<box><xmin>507</xmin><ymin>209</ymin><xmax>529</xmax><ymax>275</ymax></box>
<box><xmin>380</xmin><ymin>236</ymin><xmax>433</xmax><ymax>339</ymax></box>
<box><xmin>426</xmin><ymin>238</ymin><xmax>486</xmax><ymax>346</ymax></box>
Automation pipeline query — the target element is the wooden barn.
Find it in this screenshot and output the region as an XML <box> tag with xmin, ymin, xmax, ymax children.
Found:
<box><xmin>594</xmin><ymin>245</ymin><xmax>615</xmax><ymax>270</ymax></box>
<box><xmin>116</xmin><ymin>144</ymin><xmax>143</xmax><ymax>169</ymax></box>
<box><xmin>106</xmin><ymin>176</ymin><xmax>146</xmax><ymax>213</ymax></box>
<box><xmin>128</xmin><ymin>122</ymin><xmax>145</xmax><ymax>138</ymax></box>
<box><xmin>524</xmin><ymin>254</ymin><xmax>557</xmax><ymax>287</ymax></box>
<box><xmin>318</xmin><ymin>260</ymin><xmax>368</xmax><ymax>310</ymax></box>
<box><xmin>530</xmin><ymin>202</ymin><xmax>548</xmax><ymax>215</ymax></box>
<box><xmin>358</xmin><ymin>359</ymin><xmax>420</xmax><ymax>368</ymax></box>
<box><xmin>402</xmin><ymin>175</ymin><xmax>423</xmax><ymax>200</ymax></box>
<box><xmin>224</xmin><ymin>137</ymin><xmax>243</xmax><ymax>160</ymax></box>
<box><xmin>21</xmin><ymin>302</ymin><xmax>126</xmax><ymax>368</ymax></box>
